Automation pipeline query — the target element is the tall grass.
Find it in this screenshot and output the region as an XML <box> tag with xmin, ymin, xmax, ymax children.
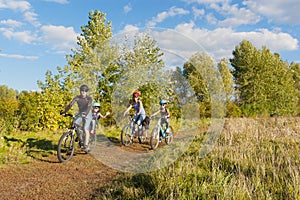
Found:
<box><xmin>96</xmin><ymin>117</ymin><xmax>300</xmax><ymax>199</ymax></box>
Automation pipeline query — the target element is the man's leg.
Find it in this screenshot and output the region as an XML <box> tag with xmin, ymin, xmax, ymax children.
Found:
<box><xmin>74</xmin><ymin>115</ymin><xmax>84</xmax><ymax>147</ymax></box>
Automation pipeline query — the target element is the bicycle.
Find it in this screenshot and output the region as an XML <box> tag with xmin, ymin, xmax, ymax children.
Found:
<box><xmin>150</xmin><ymin>116</ymin><xmax>174</xmax><ymax>150</ymax></box>
<box><xmin>57</xmin><ymin>113</ymin><xmax>96</xmax><ymax>162</ymax></box>
<box><xmin>121</xmin><ymin>114</ymin><xmax>148</xmax><ymax>146</ymax></box>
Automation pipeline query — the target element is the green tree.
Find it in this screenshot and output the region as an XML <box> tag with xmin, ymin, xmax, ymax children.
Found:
<box><xmin>116</xmin><ymin>33</ymin><xmax>167</xmax><ymax>115</ymax></box>
<box><xmin>289</xmin><ymin>62</ymin><xmax>300</xmax><ymax>115</ymax></box>
<box><xmin>65</xmin><ymin>10</ymin><xmax>117</xmax><ymax>98</ymax></box>
<box><xmin>38</xmin><ymin>10</ymin><xmax>118</xmax><ymax>127</ymax></box>
<box><xmin>18</xmin><ymin>91</ymin><xmax>41</xmax><ymax>131</ymax></box>
<box><xmin>183</xmin><ymin>52</ymin><xmax>220</xmax><ymax>117</ymax></box>
<box><xmin>0</xmin><ymin>85</ymin><xmax>19</xmax><ymax>133</ymax></box>
<box><xmin>230</xmin><ymin>40</ymin><xmax>297</xmax><ymax>116</ymax></box>
<box><xmin>217</xmin><ymin>59</ymin><xmax>241</xmax><ymax>117</ymax></box>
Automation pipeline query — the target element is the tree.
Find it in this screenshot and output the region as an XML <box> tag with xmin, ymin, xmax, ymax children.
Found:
<box><xmin>0</xmin><ymin>85</ymin><xmax>19</xmax><ymax>133</ymax></box>
<box><xmin>65</xmin><ymin>10</ymin><xmax>117</xmax><ymax>98</ymax></box>
<box><xmin>183</xmin><ymin>52</ymin><xmax>221</xmax><ymax>117</ymax></box>
<box><xmin>290</xmin><ymin>62</ymin><xmax>300</xmax><ymax>115</ymax></box>
<box><xmin>217</xmin><ymin>59</ymin><xmax>240</xmax><ymax>117</ymax></box>
<box><xmin>18</xmin><ymin>91</ymin><xmax>41</xmax><ymax>131</ymax></box>
<box><xmin>230</xmin><ymin>40</ymin><xmax>298</xmax><ymax>116</ymax></box>
<box><xmin>37</xmin><ymin>11</ymin><xmax>118</xmax><ymax>127</ymax></box>
<box><xmin>115</xmin><ymin>33</ymin><xmax>167</xmax><ymax>115</ymax></box>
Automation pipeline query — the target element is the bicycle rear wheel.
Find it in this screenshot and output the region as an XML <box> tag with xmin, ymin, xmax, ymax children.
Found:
<box><xmin>150</xmin><ymin>127</ymin><xmax>160</xmax><ymax>150</ymax></box>
<box><xmin>138</xmin><ymin>127</ymin><xmax>148</xmax><ymax>144</ymax></box>
<box><xmin>165</xmin><ymin>126</ymin><xmax>174</xmax><ymax>144</ymax></box>
<box><xmin>57</xmin><ymin>131</ymin><xmax>75</xmax><ymax>162</ymax></box>
<box><xmin>121</xmin><ymin>125</ymin><xmax>133</xmax><ymax>146</ymax></box>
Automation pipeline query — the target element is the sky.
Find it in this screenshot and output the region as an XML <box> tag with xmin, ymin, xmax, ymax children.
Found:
<box><xmin>0</xmin><ymin>0</ymin><xmax>300</xmax><ymax>92</ymax></box>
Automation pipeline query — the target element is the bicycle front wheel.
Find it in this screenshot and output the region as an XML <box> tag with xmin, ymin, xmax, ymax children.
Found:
<box><xmin>121</xmin><ymin>125</ymin><xmax>133</xmax><ymax>146</ymax></box>
<box><xmin>57</xmin><ymin>131</ymin><xmax>75</xmax><ymax>162</ymax></box>
<box><xmin>150</xmin><ymin>127</ymin><xmax>160</xmax><ymax>150</ymax></box>
<box><xmin>165</xmin><ymin>126</ymin><xmax>174</xmax><ymax>144</ymax></box>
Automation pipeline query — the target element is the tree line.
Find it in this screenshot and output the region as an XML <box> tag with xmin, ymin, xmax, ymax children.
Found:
<box><xmin>1</xmin><ymin>10</ymin><xmax>300</xmax><ymax>133</ymax></box>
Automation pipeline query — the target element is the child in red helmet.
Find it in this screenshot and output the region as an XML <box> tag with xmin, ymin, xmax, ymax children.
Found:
<box><xmin>124</xmin><ymin>91</ymin><xmax>147</xmax><ymax>135</ymax></box>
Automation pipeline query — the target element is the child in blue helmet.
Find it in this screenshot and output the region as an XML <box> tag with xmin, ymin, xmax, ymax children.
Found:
<box><xmin>151</xmin><ymin>100</ymin><xmax>170</xmax><ymax>129</ymax></box>
<box><xmin>90</xmin><ymin>102</ymin><xmax>110</xmax><ymax>134</ymax></box>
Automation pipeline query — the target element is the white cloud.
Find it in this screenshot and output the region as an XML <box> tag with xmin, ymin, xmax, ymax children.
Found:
<box><xmin>0</xmin><ymin>28</ymin><xmax>36</xmax><ymax>43</ymax></box>
<box><xmin>122</xmin><ymin>22</ymin><xmax>298</xmax><ymax>65</ymax></box>
<box><xmin>147</xmin><ymin>6</ymin><xmax>189</xmax><ymax>27</ymax></box>
<box><xmin>123</xmin><ymin>4</ymin><xmax>132</xmax><ymax>14</ymax></box>
<box><xmin>192</xmin><ymin>7</ymin><xmax>205</xmax><ymax>19</ymax></box>
<box><xmin>0</xmin><ymin>19</ymin><xmax>23</xmax><ymax>28</ymax></box>
<box><xmin>244</xmin><ymin>0</ymin><xmax>300</xmax><ymax>25</ymax></box>
<box><xmin>0</xmin><ymin>0</ymin><xmax>31</xmax><ymax>12</ymax></box>
<box><xmin>208</xmin><ymin>2</ymin><xmax>261</xmax><ymax>27</ymax></box>
<box><xmin>0</xmin><ymin>52</ymin><xmax>38</xmax><ymax>60</ymax></box>
<box><xmin>40</xmin><ymin>25</ymin><xmax>78</xmax><ymax>52</ymax></box>
<box><xmin>24</xmin><ymin>11</ymin><xmax>41</xmax><ymax>27</ymax></box>
<box><xmin>172</xmin><ymin>22</ymin><xmax>298</xmax><ymax>59</ymax></box>
<box><xmin>0</xmin><ymin>0</ymin><xmax>40</xmax><ymax>27</ymax></box>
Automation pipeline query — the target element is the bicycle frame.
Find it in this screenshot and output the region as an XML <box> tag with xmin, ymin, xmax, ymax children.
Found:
<box><xmin>57</xmin><ymin>113</ymin><xmax>96</xmax><ymax>162</ymax></box>
<box><xmin>121</xmin><ymin>114</ymin><xmax>148</xmax><ymax>146</ymax></box>
<box><xmin>150</xmin><ymin>116</ymin><xmax>174</xmax><ymax>150</ymax></box>
<box><xmin>152</xmin><ymin>117</ymin><xmax>168</xmax><ymax>138</ymax></box>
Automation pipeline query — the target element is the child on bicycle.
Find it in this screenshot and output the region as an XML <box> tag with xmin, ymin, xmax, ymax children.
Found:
<box><xmin>61</xmin><ymin>84</ymin><xmax>92</xmax><ymax>152</ymax></box>
<box><xmin>123</xmin><ymin>91</ymin><xmax>147</xmax><ymax>136</ymax></box>
<box><xmin>90</xmin><ymin>102</ymin><xmax>110</xmax><ymax>134</ymax></box>
<box><xmin>151</xmin><ymin>100</ymin><xmax>170</xmax><ymax>130</ymax></box>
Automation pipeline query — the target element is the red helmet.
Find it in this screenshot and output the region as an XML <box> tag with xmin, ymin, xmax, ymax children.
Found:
<box><xmin>133</xmin><ymin>91</ymin><xmax>140</xmax><ymax>98</ymax></box>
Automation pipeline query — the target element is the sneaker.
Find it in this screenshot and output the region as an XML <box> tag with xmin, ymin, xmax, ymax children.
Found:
<box><xmin>79</xmin><ymin>142</ymin><xmax>84</xmax><ymax>148</ymax></box>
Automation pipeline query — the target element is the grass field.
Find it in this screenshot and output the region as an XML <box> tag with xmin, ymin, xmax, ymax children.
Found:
<box><xmin>1</xmin><ymin>117</ymin><xmax>300</xmax><ymax>199</ymax></box>
<box><xmin>97</xmin><ymin>117</ymin><xmax>300</xmax><ymax>199</ymax></box>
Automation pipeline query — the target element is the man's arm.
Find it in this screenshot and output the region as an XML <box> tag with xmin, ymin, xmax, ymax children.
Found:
<box><xmin>63</xmin><ymin>96</ymin><xmax>78</xmax><ymax>113</ymax></box>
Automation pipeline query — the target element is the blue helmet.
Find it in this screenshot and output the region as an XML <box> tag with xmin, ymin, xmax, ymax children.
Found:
<box><xmin>159</xmin><ymin>100</ymin><xmax>168</xmax><ymax>105</ymax></box>
<box><xmin>93</xmin><ymin>102</ymin><xmax>100</xmax><ymax>107</ymax></box>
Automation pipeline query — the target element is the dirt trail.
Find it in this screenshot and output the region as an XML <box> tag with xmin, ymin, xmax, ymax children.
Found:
<box><xmin>0</xmin><ymin>152</ymin><xmax>119</xmax><ymax>200</ymax></box>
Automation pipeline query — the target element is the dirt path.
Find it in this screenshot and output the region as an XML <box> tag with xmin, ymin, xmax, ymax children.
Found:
<box><xmin>0</xmin><ymin>152</ymin><xmax>119</xmax><ymax>200</ymax></box>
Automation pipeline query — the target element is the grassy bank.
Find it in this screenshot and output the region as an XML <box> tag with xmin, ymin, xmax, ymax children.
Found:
<box><xmin>0</xmin><ymin>130</ymin><xmax>61</xmax><ymax>167</ymax></box>
<box><xmin>95</xmin><ymin>117</ymin><xmax>300</xmax><ymax>199</ymax></box>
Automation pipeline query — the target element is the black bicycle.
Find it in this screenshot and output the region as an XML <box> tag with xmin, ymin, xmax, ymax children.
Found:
<box><xmin>57</xmin><ymin>113</ymin><xmax>96</xmax><ymax>162</ymax></box>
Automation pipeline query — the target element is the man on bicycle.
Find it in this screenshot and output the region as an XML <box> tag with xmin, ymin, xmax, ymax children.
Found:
<box><xmin>61</xmin><ymin>84</ymin><xmax>93</xmax><ymax>152</ymax></box>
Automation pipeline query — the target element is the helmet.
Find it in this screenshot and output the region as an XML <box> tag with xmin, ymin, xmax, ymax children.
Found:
<box><xmin>160</xmin><ymin>100</ymin><xmax>168</xmax><ymax>105</ymax></box>
<box><xmin>80</xmin><ymin>84</ymin><xmax>89</xmax><ymax>92</ymax></box>
<box><xmin>93</xmin><ymin>102</ymin><xmax>100</xmax><ymax>107</ymax></box>
<box><xmin>133</xmin><ymin>91</ymin><xmax>140</xmax><ymax>98</ymax></box>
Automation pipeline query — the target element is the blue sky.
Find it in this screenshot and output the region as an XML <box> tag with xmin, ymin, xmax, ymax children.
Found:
<box><xmin>0</xmin><ymin>0</ymin><xmax>299</xmax><ymax>92</ymax></box>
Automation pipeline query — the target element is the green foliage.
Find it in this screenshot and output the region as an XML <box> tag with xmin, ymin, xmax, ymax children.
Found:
<box><xmin>18</xmin><ymin>91</ymin><xmax>41</xmax><ymax>131</ymax></box>
<box><xmin>0</xmin><ymin>85</ymin><xmax>19</xmax><ymax>134</ymax></box>
<box><xmin>183</xmin><ymin>52</ymin><xmax>224</xmax><ymax>118</ymax></box>
<box><xmin>290</xmin><ymin>62</ymin><xmax>300</xmax><ymax>115</ymax></box>
<box><xmin>230</xmin><ymin>40</ymin><xmax>298</xmax><ymax>117</ymax></box>
<box><xmin>38</xmin><ymin>70</ymin><xmax>72</xmax><ymax>130</ymax></box>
